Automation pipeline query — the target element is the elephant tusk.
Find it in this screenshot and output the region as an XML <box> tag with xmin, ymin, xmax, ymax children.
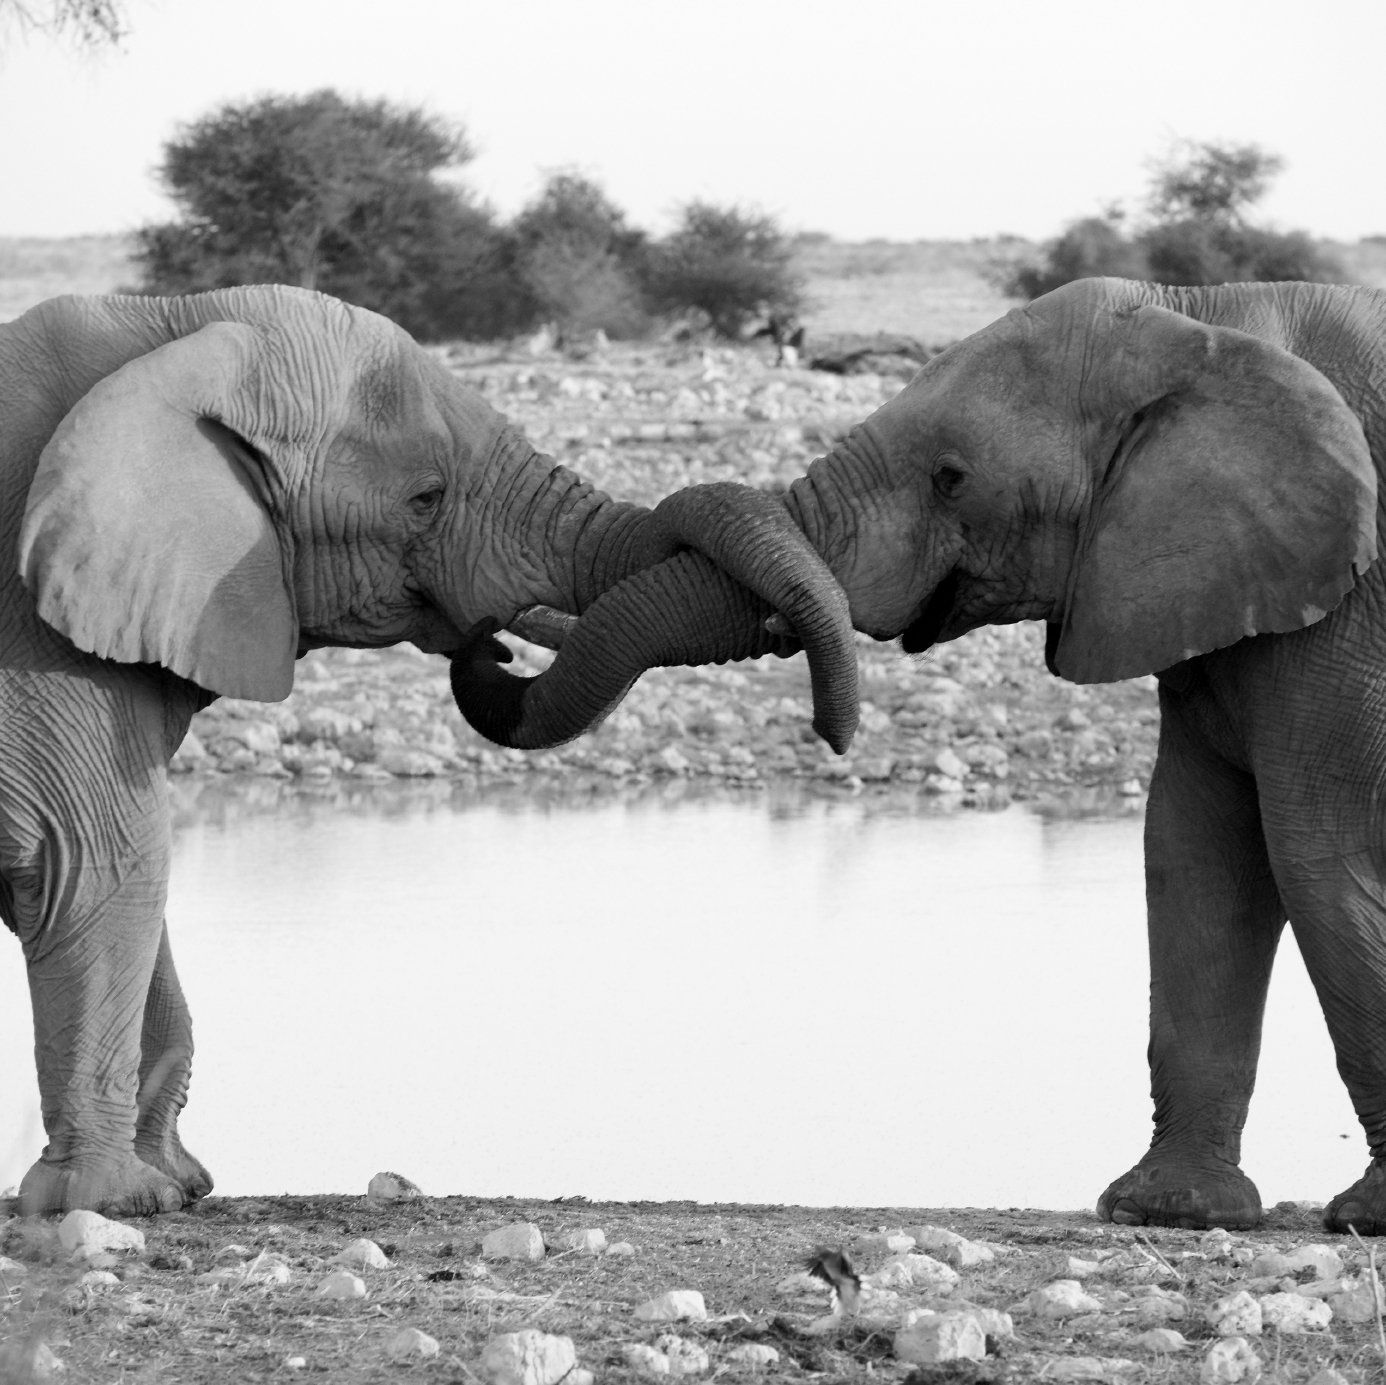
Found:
<box><xmin>506</xmin><ymin>604</ymin><xmax>579</xmax><ymax>651</ymax></box>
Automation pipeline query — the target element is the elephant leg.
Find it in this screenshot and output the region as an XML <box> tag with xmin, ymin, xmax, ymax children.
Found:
<box><xmin>1098</xmin><ymin>697</ymin><xmax>1284</xmax><ymax>1230</ymax></box>
<box><xmin>6</xmin><ymin>667</ymin><xmax>203</xmax><ymax>1216</ymax></box>
<box><xmin>133</xmin><ymin>922</ymin><xmax>213</xmax><ymax>1202</ymax></box>
<box><xmin>1264</xmin><ymin>843</ymin><xmax>1386</xmax><ymax>1234</ymax></box>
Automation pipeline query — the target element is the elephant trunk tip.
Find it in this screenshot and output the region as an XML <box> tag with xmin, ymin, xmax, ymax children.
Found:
<box><xmin>815</xmin><ymin>711</ymin><xmax>856</xmax><ymax>756</ymax></box>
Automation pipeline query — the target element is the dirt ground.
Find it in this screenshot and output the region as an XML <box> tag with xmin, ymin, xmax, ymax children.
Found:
<box><xmin>5</xmin><ymin>1193</ymin><xmax>1386</xmax><ymax>1383</ymax></box>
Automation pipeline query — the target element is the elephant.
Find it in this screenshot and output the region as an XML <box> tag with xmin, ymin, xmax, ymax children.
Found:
<box><xmin>1</xmin><ymin>285</ymin><xmax>859</xmax><ymax>1217</ymax></box>
<box><xmin>553</xmin><ymin>274</ymin><xmax>1386</xmax><ymax>1235</ymax></box>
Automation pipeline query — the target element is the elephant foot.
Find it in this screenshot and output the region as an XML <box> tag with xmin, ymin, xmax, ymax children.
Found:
<box><xmin>135</xmin><ymin>1131</ymin><xmax>214</xmax><ymax>1205</ymax></box>
<box><xmin>1097</xmin><ymin>1154</ymin><xmax>1263</xmax><ymax>1230</ymax></box>
<box><xmin>18</xmin><ymin>1150</ymin><xmax>188</xmax><ymax>1217</ymax></box>
<box><xmin>1325</xmin><ymin>1161</ymin><xmax>1386</xmax><ymax>1235</ymax></box>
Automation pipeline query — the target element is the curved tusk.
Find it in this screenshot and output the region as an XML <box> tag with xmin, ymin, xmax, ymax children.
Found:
<box><xmin>506</xmin><ymin>604</ymin><xmax>579</xmax><ymax>651</ymax></box>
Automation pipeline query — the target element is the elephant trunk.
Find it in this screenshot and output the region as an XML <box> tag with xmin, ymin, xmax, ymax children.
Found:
<box><xmin>450</xmin><ymin>550</ymin><xmax>787</xmax><ymax>749</ymax></box>
<box><xmin>452</xmin><ymin>483</ymin><xmax>860</xmax><ymax>753</ymax></box>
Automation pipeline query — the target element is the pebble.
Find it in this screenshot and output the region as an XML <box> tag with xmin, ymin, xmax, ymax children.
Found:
<box><xmin>317</xmin><ymin>1270</ymin><xmax>367</xmax><ymax>1300</ymax></box>
<box><xmin>0</xmin><ymin>1255</ymin><xmax>27</xmax><ymax>1279</ymax></box>
<box><xmin>853</xmin><ymin>1230</ymin><xmax>916</xmax><ymax>1257</ymax></box>
<box><xmin>1201</xmin><ymin>1336</ymin><xmax>1262</xmax><ymax>1383</ymax></box>
<box><xmin>634</xmin><ymin>1289</ymin><xmax>707</xmax><ymax>1322</ymax></box>
<box><xmin>558</xmin><ymin>1228</ymin><xmax>607</xmax><ymax>1254</ymax></box>
<box><xmin>656</xmin><ymin>1335</ymin><xmax>709</xmax><ymax>1376</ymax></box>
<box><xmin>725</xmin><ymin>1344</ymin><xmax>779</xmax><ymax>1367</ymax></box>
<box><xmin>482</xmin><ymin>1223</ymin><xmax>546</xmax><ymax>1262</ymax></box>
<box><xmin>57</xmin><ymin>1209</ymin><xmax>145</xmax><ymax>1259</ymax></box>
<box><xmin>480</xmin><ymin>1330</ymin><xmax>576</xmax><ymax>1385</ymax></box>
<box><xmin>1259</xmin><ymin>1290</ymin><xmax>1332</xmax><ymax>1333</ymax></box>
<box><xmin>867</xmin><ymin>1253</ymin><xmax>959</xmax><ymax>1293</ymax></box>
<box><xmin>907</xmin><ymin>1225</ymin><xmax>996</xmax><ymax>1269</ymax></box>
<box><xmin>623</xmin><ymin>1343</ymin><xmax>671</xmax><ymax>1376</ymax></box>
<box><xmin>1133</xmin><ymin>1328</ymin><xmax>1188</xmax><ymax>1352</ymax></box>
<box><xmin>1208</xmin><ymin>1290</ymin><xmax>1262</xmax><ymax>1336</ymax></box>
<box><xmin>1025</xmin><ymin>1280</ymin><xmax>1103</xmax><ymax>1318</ymax></box>
<box><xmin>367</xmin><ymin>1170</ymin><xmax>422</xmax><ymax>1203</ymax></box>
<box><xmin>607</xmin><ymin>1240</ymin><xmax>637</xmax><ymax>1257</ymax></box>
<box><xmin>1039</xmin><ymin>1358</ymin><xmax>1138</xmax><ymax>1380</ymax></box>
<box><xmin>385</xmin><ymin>1329</ymin><xmax>441</xmax><ymax>1362</ymax></box>
<box><xmin>893</xmin><ymin>1310</ymin><xmax>987</xmax><ymax>1363</ymax></box>
<box><xmin>332</xmin><ymin>1238</ymin><xmax>390</xmax><ymax>1269</ymax></box>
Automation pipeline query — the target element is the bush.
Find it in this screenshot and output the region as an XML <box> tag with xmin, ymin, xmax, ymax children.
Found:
<box><xmin>131</xmin><ymin>90</ymin><xmax>536</xmax><ymax>341</ymax></box>
<box><xmin>510</xmin><ymin>172</ymin><xmax>651</xmax><ymax>338</ymax></box>
<box><xmin>1002</xmin><ymin>216</ymin><xmax>1148</xmax><ymax>299</ymax></box>
<box><xmin>1006</xmin><ymin>140</ymin><xmax>1347</xmax><ymax>300</ymax></box>
<box><xmin>642</xmin><ymin>201</ymin><xmax>802</xmax><ymax>339</ymax></box>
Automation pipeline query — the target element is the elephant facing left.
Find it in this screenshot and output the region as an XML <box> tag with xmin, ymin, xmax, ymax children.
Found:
<box><xmin>1</xmin><ymin>286</ymin><xmax>858</xmax><ymax>1217</ymax></box>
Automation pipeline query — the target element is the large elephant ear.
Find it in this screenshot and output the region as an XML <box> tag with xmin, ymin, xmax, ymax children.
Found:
<box><xmin>18</xmin><ymin>321</ymin><xmax>298</xmax><ymax>700</ymax></box>
<box><xmin>1053</xmin><ymin>303</ymin><xmax>1376</xmax><ymax>683</ymax></box>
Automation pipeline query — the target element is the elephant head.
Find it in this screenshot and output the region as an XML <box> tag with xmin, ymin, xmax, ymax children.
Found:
<box><xmin>13</xmin><ymin>286</ymin><xmax>857</xmax><ymax>750</ymax></box>
<box><xmin>663</xmin><ymin>277</ymin><xmax>1376</xmax><ymax>682</ymax></box>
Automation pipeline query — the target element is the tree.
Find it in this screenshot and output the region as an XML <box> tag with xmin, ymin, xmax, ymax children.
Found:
<box><xmin>510</xmin><ymin>171</ymin><xmax>650</xmax><ymax>338</ymax></box>
<box><xmin>0</xmin><ymin>0</ymin><xmax>125</xmax><ymax>46</ymax></box>
<box><xmin>1004</xmin><ymin>139</ymin><xmax>1344</xmax><ymax>299</ymax></box>
<box><xmin>132</xmin><ymin>90</ymin><xmax>534</xmax><ymax>341</ymax></box>
<box><xmin>642</xmin><ymin>202</ymin><xmax>802</xmax><ymax>338</ymax></box>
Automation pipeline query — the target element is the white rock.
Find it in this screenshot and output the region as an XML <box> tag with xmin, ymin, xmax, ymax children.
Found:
<box><xmin>906</xmin><ymin>1225</ymin><xmax>996</xmax><ymax>1269</ymax></box>
<box><xmin>367</xmin><ymin>1171</ymin><xmax>422</xmax><ymax>1203</ymax></box>
<box><xmin>1064</xmin><ymin>1256</ymin><xmax>1103</xmax><ymax>1278</ymax></box>
<box><xmin>1307</xmin><ymin>1370</ymin><xmax>1352</xmax><ymax>1385</ymax></box>
<box><xmin>1025</xmin><ymin>1280</ymin><xmax>1103</xmax><ymax>1318</ymax></box>
<box><xmin>568</xmin><ymin>1372</ymin><xmax>595</xmax><ymax>1385</ymax></box>
<box><xmin>482</xmin><ymin>1223</ymin><xmax>546</xmax><ymax>1262</ymax></box>
<box><xmin>1325</xmin><ymin>1273</ymin><xmax>1382</xmax><ymax>1322</ymax></box>
<box><xmin>1040</xmin><ymin>1358</ymin><xmax>1138</xmax><ymax>1380</ymax></box>
<box><xmin>558</xmin><ymin>1228</ymin><xmax>607</xmax><ymax>1254</ymax></box>
<box><xmin>1201</xmin><ymin>1336</ymin><xmax>1262</xmax><ymax>1383</ymax></box>
<box><xmin>58</xmin><ymin>1209</ymin><xmax>145</xmax><ymax>1258</ymax></box>
<box><xmin>1208</xmin><ymin>1290</ymin><xmax>1262</xmax><ymax>1336</ymax></box>
<box><xmin>317</xmin><ymin>1270</ymin><xmax>367</xmax><ymax>1300</ymax></box>
<box><xmin>1130</xmin><ymin>1287</ymin><xmax>1188</xmax><ymax>1326</ymax></box>
<box><xmin>870</xmin><ymin>1252</ymin><xmax>959</xmax><ymax>1293</ymax></box>
<box><xmin>332</xmin><ymin>1238</ymin><xmax>389</xmax><ymax>1270</ymax></box>
<box><xmin>0</xmin><ymin>1255</ymin><xmax>27</xmax><ymax>1279</ymax></box>
<box><xmin>725</xmin><ymin>1344</ymin><xmax>779</xmax><ymax>1367</ymax></box>
<box><xmin>284</xmin><ymin>1357</ymin><xmax>306</xmax><ymax>1371</ymax></box>
<box><xmin>1258</xmin><ymin>1291</ymin><xmax>1332</xmax><ymax>1333</ymax></box>
<box><xmin>894</xmin><ymin>1310</ymin><xmax>986</xmax><ymax>1364</ymax></box>
<box><xmin>386</xmin><ymin>1328</ymin><xmax>440</xmax><ymax>1361</ymax></box>
<box><xmin>1284</xmin><ymin>1245</ymin><xmax>1344</xmax><ymax>1278</ymax></box>
<box><xmin>199</xmin><ymin>1253</ymin><xmax>292</xmax><ymax>1288</ymax></box>
<box><xmin>623</xmin><ymin>1344</ymin><xmax>670</xmax><ymax>1376</ymax></box>
<box><xmin>635</xmin><ymin>1290</ymin><xmax>707</xmax><ymax>1322</ymax></box>
<box><xmin>1133</xmin><ymin>1328</ymin><xmax>1189</xmax><ymax>1352</ymax></box>
<box><xmin>607</xmin><ymin>1241</ymin><xmax>636</xmax><ymax>1258</ymax></box>
<box><xmin>480</xmin><ymin>1330</ymin><xmax>576</xmax><ymax>1385</ymax></box>
<box><xmin>656</xmin><ymin>1335</ymin><xmax>709</xmax><ymax>1376</ymax></box>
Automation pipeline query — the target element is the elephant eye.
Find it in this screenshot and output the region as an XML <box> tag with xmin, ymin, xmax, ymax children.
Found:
<box><xmin>409</xmin><ymin>486</ymin><xmax>445</xmax><ymax>515</ymax></box>
<box><xmin>933</xmin><ymin>461</ymin><xmax>966</xmax><ymax>500</ymax></box>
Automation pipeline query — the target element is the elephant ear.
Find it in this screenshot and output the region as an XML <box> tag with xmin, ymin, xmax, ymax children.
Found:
<box><xmin>18</xmin><ymin>321</ymin><xmax>298</xmax><ymax>700</ymax></box>
<box><xmin>1053</xmin><ymin>304</ymin><xmax>1376</xmax><ymax>683</ymax></box>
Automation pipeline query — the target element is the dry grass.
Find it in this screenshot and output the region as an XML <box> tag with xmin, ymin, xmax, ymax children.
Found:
<box><xmin>4</xmin><ymin>1197</ymin><xmax>1385</xmax><ymax>1383</ymax></box>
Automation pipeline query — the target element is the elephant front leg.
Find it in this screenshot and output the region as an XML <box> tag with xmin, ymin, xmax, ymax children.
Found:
<box><xmin>1098</xmin><ymin>707</ymin><xmax>1284</xmax><ymax>1230</ymax></box>
<box><xmin>133</xmin><ymin>922</ymin><xmax>213</xmax><ymax>1203</ymax></box>
<box><xmin>15</xmin><ymin>824</ymin><xmax>189</xmax><ymax>1216</ymax></box>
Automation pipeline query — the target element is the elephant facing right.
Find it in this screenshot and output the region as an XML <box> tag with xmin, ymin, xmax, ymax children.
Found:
<box><xmin>633</xmin><ymin>278</ymin><xmax>1386</xmax><ymax>1231</ymax></box>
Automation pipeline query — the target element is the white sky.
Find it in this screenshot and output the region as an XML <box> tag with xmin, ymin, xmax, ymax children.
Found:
<box><xmin>0</xmin><ymin>0</ymin><xmax>1382</xmax><ymax>243</ymax></box>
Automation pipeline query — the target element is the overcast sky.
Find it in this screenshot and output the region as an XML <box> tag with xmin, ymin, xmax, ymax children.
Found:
<box><xmin>1</xmin><ymin>0</ymin><xmax>1382</xmax><ymax>243</ymax></box>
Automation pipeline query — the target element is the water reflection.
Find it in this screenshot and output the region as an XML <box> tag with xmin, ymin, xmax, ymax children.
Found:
<box><xmin>0</xmin><ymin>782</ymin><xmax>1363</xmax><ymax>1211</ymax></box>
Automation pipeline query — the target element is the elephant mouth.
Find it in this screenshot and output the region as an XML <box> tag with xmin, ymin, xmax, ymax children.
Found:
<box><xmin>900</xmin><ymin>568</ymin><xmax>962</xmax><ymax>654</ymax></box>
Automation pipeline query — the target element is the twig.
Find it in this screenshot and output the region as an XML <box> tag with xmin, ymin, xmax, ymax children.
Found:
<box><xmin>1133</xmin><ymin>1232</ymin><xmax>1179</xmax><ymax>1278</ymax></box>
<box><xmin>1348</xmin><ymin>1224</ymin><xmax>1386</xmax><ymax>1379</ymax></box>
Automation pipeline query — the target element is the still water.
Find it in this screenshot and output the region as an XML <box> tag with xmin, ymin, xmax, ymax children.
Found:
<box><xmin>0</xmin><ymin>782</ymin><xmax>1366</xmax><ymax>1210</ymax></box>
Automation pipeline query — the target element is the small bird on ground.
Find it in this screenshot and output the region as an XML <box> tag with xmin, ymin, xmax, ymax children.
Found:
<box><xmin>803</xmin><ymin>1247</ymin><xmax>861</xmax><ymax>1317</ymax></box>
